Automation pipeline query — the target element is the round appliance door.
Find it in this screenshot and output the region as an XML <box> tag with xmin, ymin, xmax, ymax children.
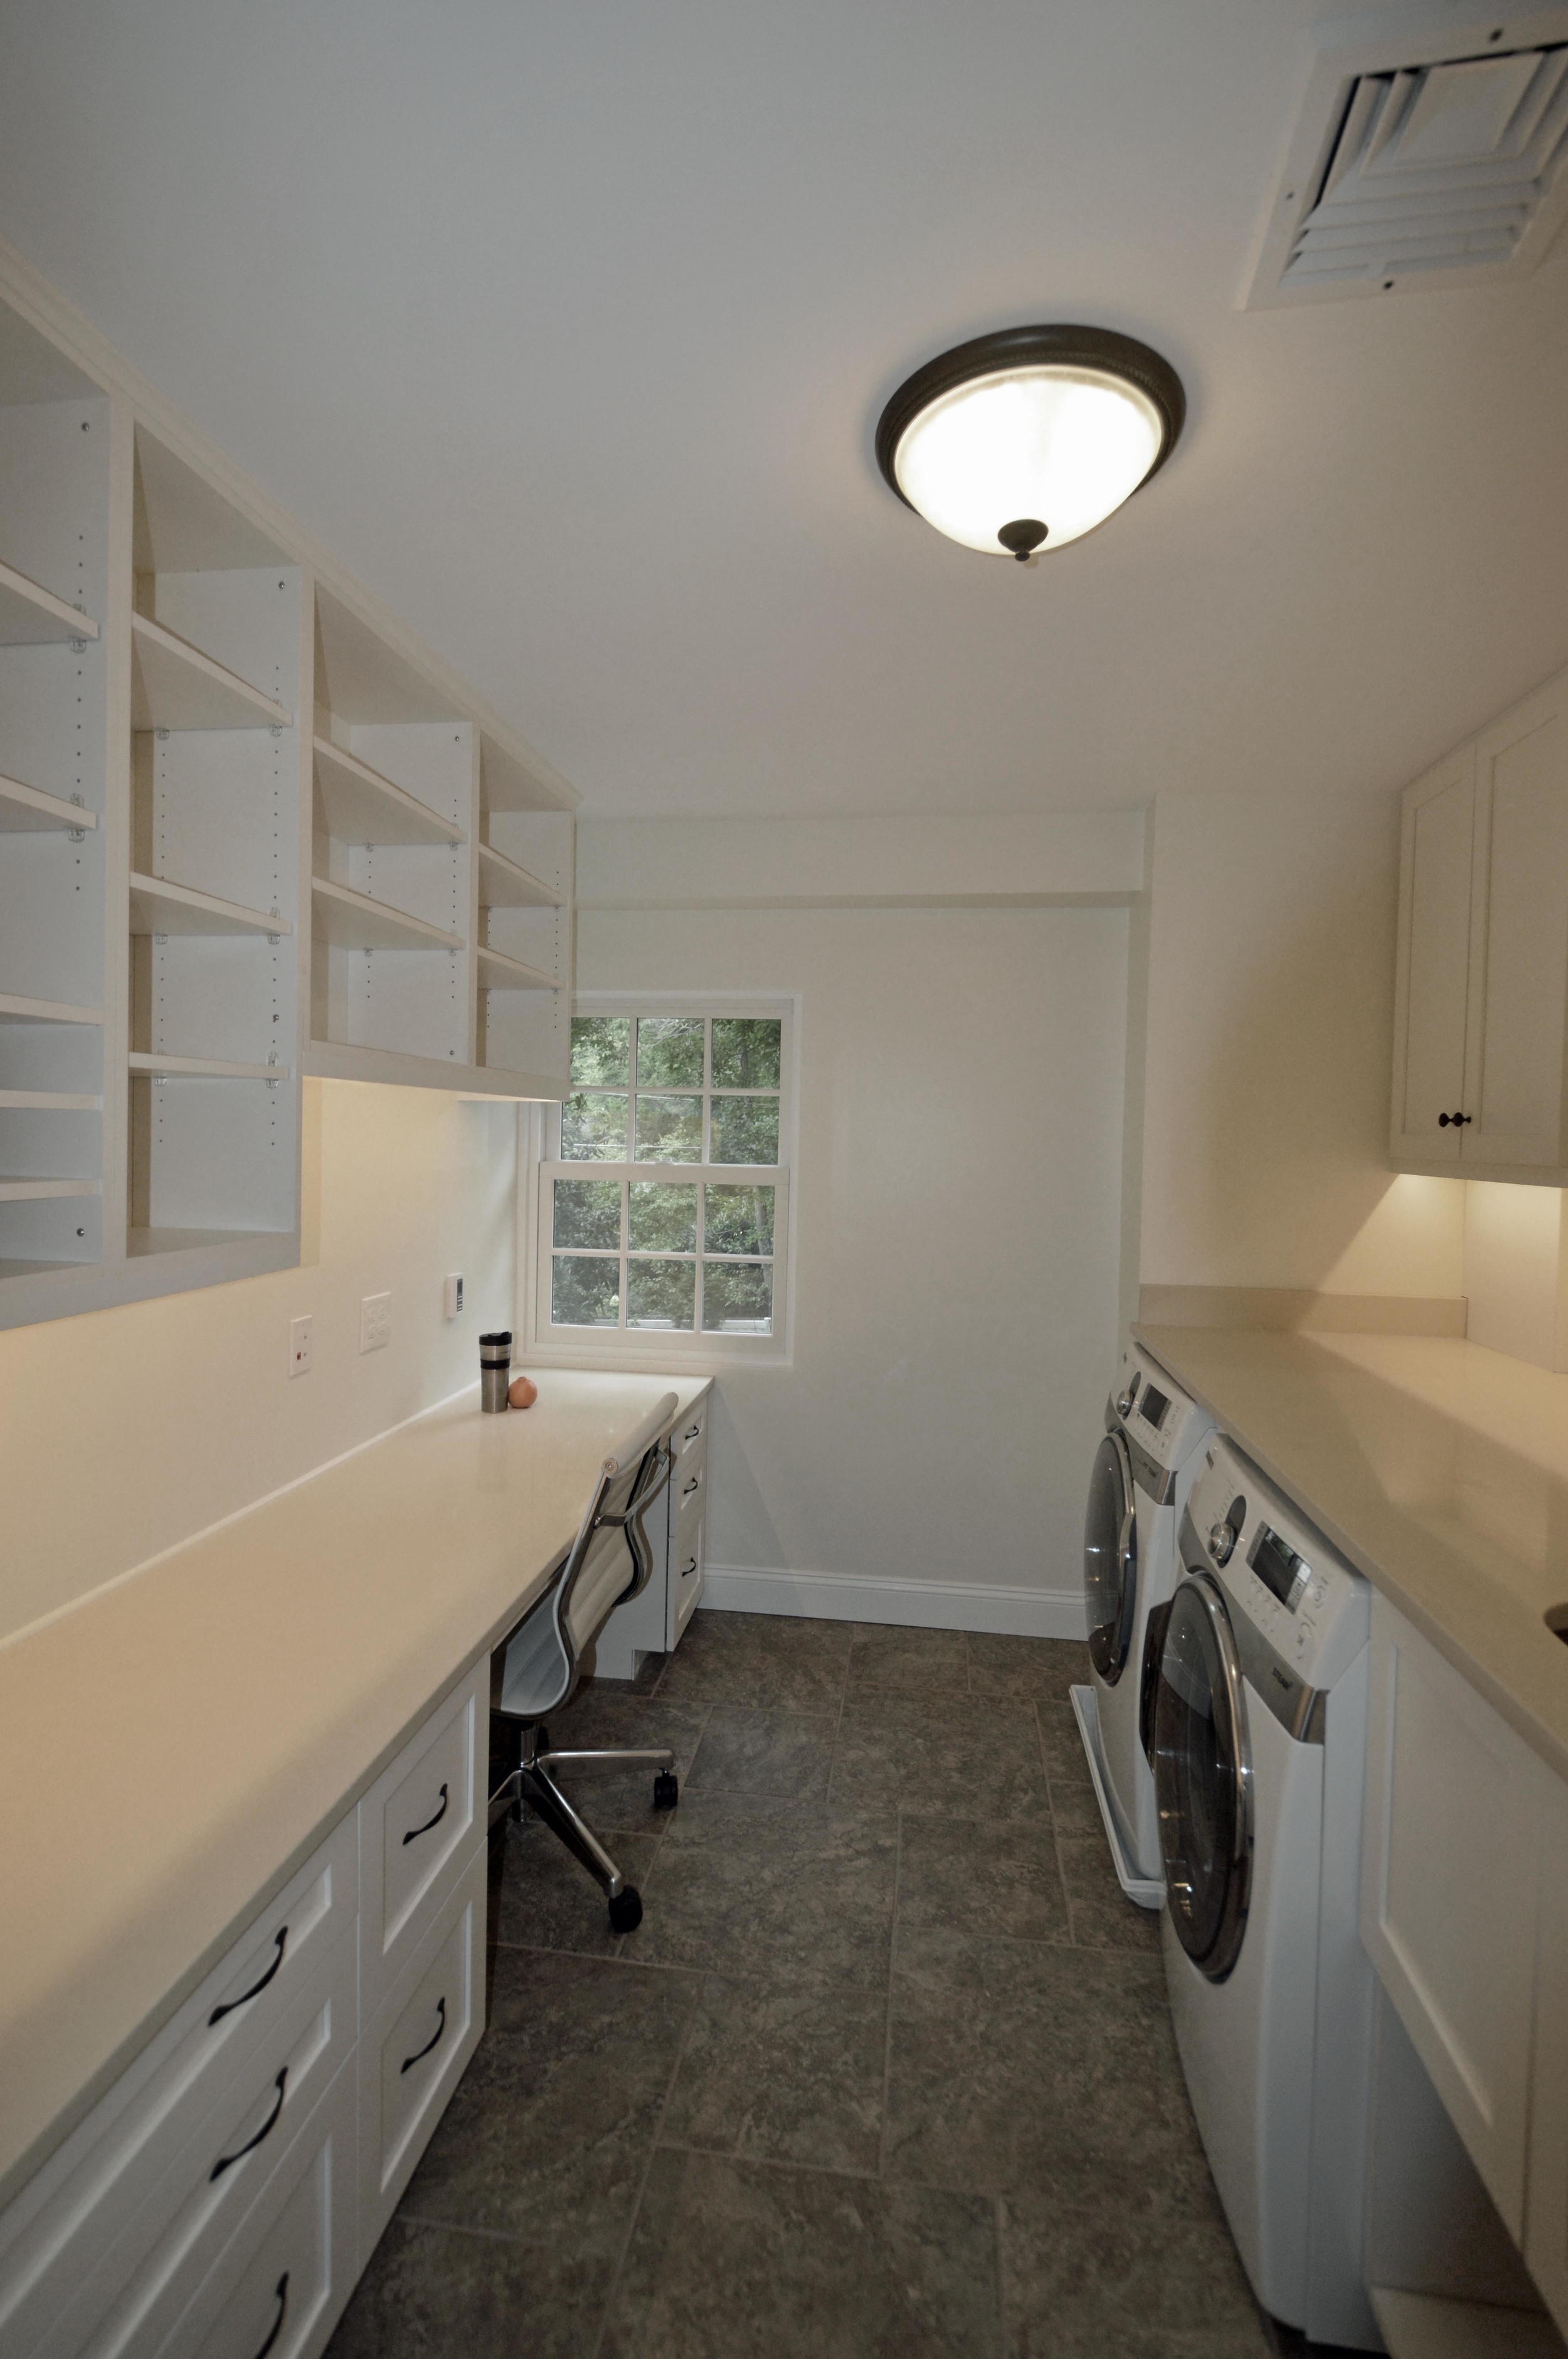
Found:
<box><xmin>1152</xmin><ymin>1573</ymin><xmax>1252</xmax><ymax>1982</ymax></box>
<box><xmin>1084</xmin><ymin>1430</ymin><xmax>1138</xmax><ymax>1685</ymax></box>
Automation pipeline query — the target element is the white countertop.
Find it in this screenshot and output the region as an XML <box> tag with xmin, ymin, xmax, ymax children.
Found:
<box><xmin>0</xmin><ymin>1370</ymin><xmax>707</xmax><ymax>2207</ymax></box>
<box><xmin>1138</xmin><ymin>1326</ymin><xmax>1568</xmax><ymax>1786</ymax></box>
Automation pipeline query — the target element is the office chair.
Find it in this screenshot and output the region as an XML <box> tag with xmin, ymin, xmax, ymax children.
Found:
<box><xmin>490</xmin><ymin>1391</ymin><xmax>679</xmax><ymax>1932</ymax></box>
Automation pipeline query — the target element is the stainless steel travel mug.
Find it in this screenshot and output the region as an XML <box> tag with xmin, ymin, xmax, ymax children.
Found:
<box><xmin>479</xmin><ymin>1329</ymin><xmax>512</xmax><ymax>1412</ymax></box>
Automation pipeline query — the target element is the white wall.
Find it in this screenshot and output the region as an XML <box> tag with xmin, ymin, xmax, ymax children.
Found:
<box><xmin>1138</xmin><ymin>789</ymin><xmax>1466</xmax><ymax>1301</ymax></box>
<box><xmin>0</xmin><ymin>1080</ymin><xmax>516</xmax><ymax>1648</ymax></box>
<box><xmin>571</xmin><ymin>836</ymin><xmax>1133</xmax><ymax>1628</ymax></box>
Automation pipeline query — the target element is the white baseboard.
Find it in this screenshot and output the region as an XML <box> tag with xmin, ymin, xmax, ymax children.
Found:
<box><xmin>698</xmin><ymin>1565</ymin><xmax>1088</xmax><ymax>1641</ymax></box>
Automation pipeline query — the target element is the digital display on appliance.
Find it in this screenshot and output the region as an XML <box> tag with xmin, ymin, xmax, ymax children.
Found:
<box><xmin>1140</xmin><ymin>1385</ymin><xmax>1170</xmax><ymax>1431</ymax></box>
<box><xmin>1249</xmin><ymin>1523</ymin><xmax>1306</xmax><ymax>1609</ymax></box>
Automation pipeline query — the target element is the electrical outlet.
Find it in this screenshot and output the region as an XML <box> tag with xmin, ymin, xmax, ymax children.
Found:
<box><xmin>289</xmin><ymin>1314</ymin><xmax>313</xmax><ymax>1378</ymax></box>
<box><xmin>444</xmin><ymin>1273</ymin><xmax>464</xmax><ymax>1320</ymax></box>
<box><xmin>360</xmin><ymin>1292</ymin><xmax>391</xmax><ymax>1353</ymax></box>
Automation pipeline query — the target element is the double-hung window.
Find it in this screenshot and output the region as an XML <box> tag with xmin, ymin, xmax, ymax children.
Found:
<box><xmin>529</xmin><ymin>1000</ymin><xmax>791</xmax><ymax>1361</ymax></box>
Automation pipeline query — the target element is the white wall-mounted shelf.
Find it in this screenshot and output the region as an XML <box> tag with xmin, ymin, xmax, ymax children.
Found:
<box><xmin>312</xmin><ymin>875</ymin><xmax>464</xmax><ymax>954</ymax></box>
<box><xmin>0</xmin><ymin>994</ymin><xmax>103</xmax><ymax>1026</ymax></box>
<box><xmin>0</xmin><ymin>1091</ymin><xmax>100</xmax><ymax>1110</ymax></box>
<box><xmin>0</xmin><ymin>1175</ymin><xmax>99</xmax><ymax>1202</ymax></box>
<box><xmin>0</xmin><ymin>243</ymin><xmax>575</xmax><ymax>1332</ymax></box>
<box><xmin>128</xmin><ymin>1053</ymin><xmax>287</xmax><ymax>1082</ymax></box>
<box><xmin>314</xmin><ymin>737</ymin><xmax>464</xmax><ymax>848</ymax></box>
<box><xmin>129</xmin><ymin>873</ymin><xmax>290</xmax><ymax>940</ymax></box>
<box><xmin>477</xmin><ymin>944</ymin><xmax>559</xmax><ymax>992</ymax></box>
<box><xmin>130</xmin><ymin>612</ymin><xmax>292</xmax><ymax>733</ymax></box>
<box><xmin>0</xmin><ymin>775</ymin><xmax>96</xmax><ymax>833</ymax></box>
<box><xmin>0</xmin><ymin>556</ymin><xmax>96</xmax><ymax>646</ymax></box>
<box><xmin>478</xmin><ymin>841</ymin><xmax>562</xmax><ymax>908</ymax></box>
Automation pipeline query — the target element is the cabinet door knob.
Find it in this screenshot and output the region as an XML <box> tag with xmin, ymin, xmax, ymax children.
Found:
<box><xmin>1438</xmin><ymin>1111</ymin><xmax>1473</xmax><ymax>1127</ymax></box>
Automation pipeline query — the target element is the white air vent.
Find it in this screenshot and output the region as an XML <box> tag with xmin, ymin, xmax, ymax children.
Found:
<box><xmin>1245</xmin><ymin>3</ymin><xmax>1568</xmax><ymax>304</ymax></box>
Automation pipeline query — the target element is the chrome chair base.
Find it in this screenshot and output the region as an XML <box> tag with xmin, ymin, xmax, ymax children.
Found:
<box><xmin>492</xmin><ymin>1723</ymin><xmax>678</xmax><ymax>1932</ymax></box>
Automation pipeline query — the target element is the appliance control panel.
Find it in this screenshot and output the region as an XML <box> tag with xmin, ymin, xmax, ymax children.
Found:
<box><xmin>1110</xmin><ymin>1343</ymin><xmax>1213</xmax><ymax>1473</ymax></box>
<box><xmin>1186</xmin><ymin>1435</ymin><xmax>1369</xmax><ymax>1690</ymax></box>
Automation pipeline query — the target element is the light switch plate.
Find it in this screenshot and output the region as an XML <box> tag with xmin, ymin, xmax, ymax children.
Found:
<box><xmin>360</xmin><ymin>1292</ymin><xmax>391</xmax><ymax>1353</ymax></box>
<box><xmin>444</xmin><ymin>1273</ymin><xmax>464</xmax><ymax>1320</ymax></box>
<box><xmin>289</xmin><ymin>1314</ymin><xmax>312</xmax><ymax>1378</ymax></box>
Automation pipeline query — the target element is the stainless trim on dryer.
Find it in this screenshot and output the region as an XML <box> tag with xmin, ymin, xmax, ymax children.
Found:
<box><xmin>1177</xmin><ymin>1508</ymin><xmax>1327</xmax><ymax>1745</ymax></box>
<box><xmin>1102</xmin><ymin>1400</ymin><xmax>1177</xmax><ymax>1505</ymax></box>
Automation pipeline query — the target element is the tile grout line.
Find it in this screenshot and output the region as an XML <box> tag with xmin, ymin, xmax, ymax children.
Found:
<box><xmin>876</xmin><ymin>1801</ymin><xmax>902</xmax><ymax>2181</ymax></box>
<box><xmin>1036</xmin><ymin>1696</ymin><xmax>1079</xmax><ymax>1944</ymax></box>
<box><xmin>588</xmin><ymin>1956</ymin><xmax>709</xmax><ymax>2359</ymax></box>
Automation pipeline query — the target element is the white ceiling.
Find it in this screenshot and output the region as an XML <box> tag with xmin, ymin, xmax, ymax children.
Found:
<box><xmin>1</xmin><ymin>0</ymin><xmax>1565</xmax><ymax>818</ymax></box>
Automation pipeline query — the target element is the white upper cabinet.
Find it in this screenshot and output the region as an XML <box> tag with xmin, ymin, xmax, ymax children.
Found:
<box><xmin>1391</xmin><ymin>664</ymin><xmax>1568</xmax><ymax>1183</ymax></box>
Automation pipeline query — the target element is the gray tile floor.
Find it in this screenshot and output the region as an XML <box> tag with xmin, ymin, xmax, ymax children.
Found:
<box><xmin>327</xmin><ymin>1616</ymin><xmax>1279</xmax><ymax>2359</ymax></box>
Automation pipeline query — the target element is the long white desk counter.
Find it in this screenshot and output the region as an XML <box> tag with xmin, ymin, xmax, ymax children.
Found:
<box><xmin>0</xmin><ymin>1371</ymin><xmax>706</xmax><ymax>2211</ymax></box>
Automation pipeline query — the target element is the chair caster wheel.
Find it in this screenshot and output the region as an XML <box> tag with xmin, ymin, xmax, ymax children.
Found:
<box><xmin>608</xmin><ymin>1887</ymin><xmax>644</xmax><ymax>1934</ymax></box>
<box><xmin>653</xmin><ymin>1770</ymin><xmax>679</xmax><ymax>1811</ymax></box>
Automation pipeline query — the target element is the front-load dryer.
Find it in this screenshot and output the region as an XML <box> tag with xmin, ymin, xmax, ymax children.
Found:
<box><xmin>1071</xmin><ymin>1341</ymin><xmax>1213</xmax><ymax>1902</ymax></box>
<box><xmin>1152</xmin><ymin>1435</ymin><xmax>1379</xmax><ymax>2352</ymax></box>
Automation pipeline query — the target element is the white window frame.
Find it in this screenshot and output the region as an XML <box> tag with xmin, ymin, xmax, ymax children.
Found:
<box><xmin>519</xmin><ymin>991</ymin><xmax>798</xmax><ymax>1370</ymax></box>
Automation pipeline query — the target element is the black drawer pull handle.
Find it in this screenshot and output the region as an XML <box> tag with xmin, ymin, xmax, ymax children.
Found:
<box><xmin>403</xmin><ymin>1784</ymin><xmax>449</xmax><ymax>1845</ymax></box>
<box><xmin>401</xmin><ymin>1994</ymin><xmax>447</xmax><ymax>2074</ymax></box>
<box><xmin>252</xmin><ymin>2272</ymin><xmax>289</xmax><ymax>2359</ymax></box>
<box><xmin>209</xmin><ymin>1927</ymin><xmax>287</xmax><ymax>2026</ymax></box>
<box><xmin>211</xmin><ymin>2068</ymin><xmax>287</xmax><ymax>2180</ymax></box>
<box><xmin>682</xmin><ymin>1477</ymin><xmax>699</xmax><ymax>1496</ymax></box>
<box><xmin>1438</xmin><ymin>1110</ymin><xmax>1473</xmax><ymax>1127</ymax></box>
<box><xmin>681</xmin><ymin>1557</ymin><xmax>697</xmax><ymax>1577</ymax></box>
<box><xmin>682</xmin><ymin>1423</ymin><xmax>700</xmax><ymax>1440</ymax></box>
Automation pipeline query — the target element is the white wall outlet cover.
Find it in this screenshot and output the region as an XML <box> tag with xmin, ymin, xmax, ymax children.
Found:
<box><xmin>359</xmin><ymin>1292</ymin><xmax>391</xmax><ymax>1353</ymax></box>
<box><xmin>444</xmin><ymin>1273</ymin><xmax>464</xmax><ymax>1320</ymax></box>
<box><xmin>289</xmin><ymin>1314</ymin><xmax>312</xmax><ymax>1378</ymax></box>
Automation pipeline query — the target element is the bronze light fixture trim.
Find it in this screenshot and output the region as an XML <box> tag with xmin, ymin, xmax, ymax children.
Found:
<box><xmin>876</xmin><ymin>324</ymin><xmax>1186</xmax><ymax>562</ymax></box>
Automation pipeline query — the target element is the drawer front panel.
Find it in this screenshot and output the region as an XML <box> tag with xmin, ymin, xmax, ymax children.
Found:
<box><xmin>44</xmin><ymin>1927</ymin><xmax>356</xmax><ymax>2359</ymax></box>
<box><xmin>670</xmin><ymin>1449</ymin><xmax>705</xmax><ymax>1529</ymax></box>
<box><xmin>163</xmin><ymin>2060</ymin><xmax>357</xmax><ymax>2359</ymax></box>
<box><xmin>359</xmin><ymin>1843</ymin><xmax>486</xmax><ymax>2252</ymax></box>
<box><xmin>670</xmin><ymin>1400</ymin><xmax>706</xmax><ymax>1464</ymax></box>
<box><xmin>0</xmin><ymin>1816</ymin><xmax>356</xmax><ymax>2359</ymax></box>
<box><xmin>667</xmin><ymin>1515</ymin><xmax>704</xmax><ymax>1651</ymax></box>
<box><xmin>359</xmin><ymin>1660</ymin><xmax>484</xmax><ymax>2015</ymax></box>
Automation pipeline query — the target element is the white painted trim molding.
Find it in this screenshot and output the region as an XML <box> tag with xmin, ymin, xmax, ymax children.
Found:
<box><xmin>699</xmin><ymin>1565</ymin><xmax>1088</xmax><ymax>1641</ymax></box>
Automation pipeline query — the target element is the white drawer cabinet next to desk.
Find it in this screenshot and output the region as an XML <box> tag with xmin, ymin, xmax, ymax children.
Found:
<box><xmin>595</xmin><ymin>1386</ymin><xmax>710</xmax><ymax>1678</ymax></box>
<box><xmin>0</xmin><ymin>1657</ymin><xmax>491</xmax><ymax>2359</ymax></box>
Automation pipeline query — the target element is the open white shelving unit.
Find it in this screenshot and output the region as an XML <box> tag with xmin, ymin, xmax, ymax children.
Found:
<box><xmin>0</xmin><ymin>240</ymin><xmax>578</xmax><ymax>1332</ymax></box>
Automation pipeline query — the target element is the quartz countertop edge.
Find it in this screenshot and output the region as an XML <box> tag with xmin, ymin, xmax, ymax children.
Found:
<box><xmin>0</xmin><ymin>1370</ymin><xmax>707</xmax><ymax>2210</ymax></box>
<box><xmin>1136</xmin><ymin>1325</ymin><xmax>1568</xmax><ymax>1787</ymax></box>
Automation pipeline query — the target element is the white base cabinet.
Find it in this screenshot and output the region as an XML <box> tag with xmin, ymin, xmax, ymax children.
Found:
<box><xmin>1361</xmin><ymin>1595</ymin><xmax>1568</xmax><ymax>2336</ymax></box>
<box><xmin>0</xmin><ymin>1658</ymin><xmax>491</xmax><ymax>2359</ymax></box>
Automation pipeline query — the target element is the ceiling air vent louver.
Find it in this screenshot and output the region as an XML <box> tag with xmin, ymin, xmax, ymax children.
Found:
<box><xmin>1244</xmin><ymin>3</ymin><xmax>1568</xmax><ymax>304</ymax></box>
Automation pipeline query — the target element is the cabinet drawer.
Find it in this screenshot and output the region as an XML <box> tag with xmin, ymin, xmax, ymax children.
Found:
<box><xmin>358</xmin><ymin>1659</ymin><xmax>485</xmax><ymax>2017</ymax></box>
<box><xmin>162</xmin><ymin>2060</ymin><xmax>356</xmax><ymax>2359</ymax></box>
<box><xmin>42</xmin><ymin>1927</ymin><xmax>356</xmax><ymax>2359</ymax></box>
<box><xmin>670</xmin><ymin>1400</ymin><xmax>707</xmax><ymax>1464</ymax></box>
<box><xmin>358</xmin><ymin>1843</ymin><xmax>487</xmax><ymax>2252</ymax></box>
<box><xmin>0</xmin><ymin>1816</ymin><xmax>356</xmax><ymax>2359</ymax></box>
<box><xmin>670</xmin><ymin>1447</ymin><xmax>705</xmax><ymax>1528</ymax></box>
<box><xmin>667</xmin><ymin>1516</ymin><xmax>704</xmax><ymax>1651</ymax></box>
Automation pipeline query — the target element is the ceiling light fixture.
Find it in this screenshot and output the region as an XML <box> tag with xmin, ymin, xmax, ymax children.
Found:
<box><xmin>876</xmin><ymin>324</ymin><xmax>1185</xmax><ymax>563</ymax></box>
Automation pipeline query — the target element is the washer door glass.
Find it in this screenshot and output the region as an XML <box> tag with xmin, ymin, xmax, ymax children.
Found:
<box><xmin>1084</xmin><ymin>1432</ymin><xmax>1138</xmax><ymax>1685</ymax></box>
<box><xmin>1153</xmin><ymin>1575</ymin><xmax>1251</xmax><ymax>1982</ymax></box>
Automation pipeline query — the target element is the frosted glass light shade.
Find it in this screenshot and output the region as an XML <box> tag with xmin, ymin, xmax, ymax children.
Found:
<box><xmin>876</xmin><ymin>326</ymin><xmax>1184</xmax><ymax>562</ymax></box>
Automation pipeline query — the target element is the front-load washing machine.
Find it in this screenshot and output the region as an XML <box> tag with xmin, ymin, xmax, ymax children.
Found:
<box><xmin>1152</xmin><ymin>1435</ymin><xmax>1379</xmax><ymax>2351</ymax></box>
<box><xmin>1071</xmin><ymin>1341</ymin><xmax>1213</xmax><ymax>1904</ymax></box>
